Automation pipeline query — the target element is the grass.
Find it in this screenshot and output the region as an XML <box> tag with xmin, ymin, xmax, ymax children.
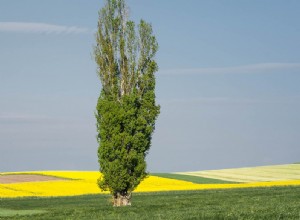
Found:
<box><xmin>152</xmin><ymin>173</ymin><xmax>236</xmax><ymax>184</ymax></box>
<box><xmin>0</xmin><ymin>209</ymin><xmax>46</xmax><ymax>218</ymax></box>
<box><xmin>0</xmin><ymin>186</ymin><xmax>300</xmax><ymax>219</ymax></box>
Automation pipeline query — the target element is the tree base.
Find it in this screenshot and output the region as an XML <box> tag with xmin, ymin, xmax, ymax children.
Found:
<box><xmin>113</xmin><ymin>193</ymin><xmax>131</xmax><ymax>207</ymax></box>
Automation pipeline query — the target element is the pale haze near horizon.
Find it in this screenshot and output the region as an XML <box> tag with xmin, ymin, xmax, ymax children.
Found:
<box><xmin>0</xmin><ymin>0</ymin><xmax>299</xmax><ymax>172</ymax></box>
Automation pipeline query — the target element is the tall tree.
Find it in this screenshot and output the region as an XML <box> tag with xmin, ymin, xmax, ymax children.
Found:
<box><xmin>94</xmin><ymin>0</ymin><xmax>160</xmax><ymax>206</ymax></box>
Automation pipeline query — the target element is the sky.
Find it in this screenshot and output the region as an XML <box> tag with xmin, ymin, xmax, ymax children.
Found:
<box><xmin>0</xmin><ymin>0</ymin><xmax>299</xmax><ymax>172</ymax></box>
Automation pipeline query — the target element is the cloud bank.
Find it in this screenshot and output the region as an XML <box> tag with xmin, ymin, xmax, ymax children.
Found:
<box><xmin>0</xmin><ymin>22</ymin><xmax>90</xmax><ymax>34</ymax></box>
<box><xmin>159</xmin><ymin>63</ymin><xmax>300</xmax><ymax>75</ymax></box>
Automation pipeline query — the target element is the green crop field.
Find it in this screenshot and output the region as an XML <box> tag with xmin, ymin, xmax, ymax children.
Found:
<box><xmin>0</xmin><ymin>186</ymin><xmax>300</xmax><ymax>219</ymax></box>
<box><xmin>177</xmin><ymin>164</ymin><xmax>300</xmax><ymax>182</ymax></box>
<box><xmin>152</xmin><ymin>173</ymin><xmax>236</xmax><ymax>184</ymax></box>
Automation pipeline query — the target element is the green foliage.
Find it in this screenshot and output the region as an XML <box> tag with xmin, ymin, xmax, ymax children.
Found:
<box><xmin>152</xmin><ymin>173</ymin><xmax>237</xmax><ymax>184</ymax></box>
<box><xmin>94</xmin><ymin>0</ymin><xmax>160</xmax><ymax>199</ymax></box>
<box><xmin>1</xmin><ymin>186</ymin><xmax>300</xmax><ymax>219</ymax></box>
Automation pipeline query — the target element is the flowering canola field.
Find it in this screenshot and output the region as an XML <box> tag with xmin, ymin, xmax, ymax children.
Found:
<box><xmin>1</xmin><ymin>170</ymin><xmax>300</xmax><ymax>198</ymax></box>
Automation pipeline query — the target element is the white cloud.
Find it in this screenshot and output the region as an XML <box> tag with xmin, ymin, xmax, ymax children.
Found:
<box><xmin>0</xmin><ymin>22</ymin><xmax>90</xmax><ymax>35</ymax></box>
<box><xmin>159</xmin><ymin>63</ymin><xmax>300</xmax><ymax>75</ymax></box>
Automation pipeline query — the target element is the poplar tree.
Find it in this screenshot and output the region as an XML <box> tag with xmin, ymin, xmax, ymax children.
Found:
<box><xmin>94</xmin><ymin>0</ymin><xmax>160</xmax><ymax>206</ymax></box>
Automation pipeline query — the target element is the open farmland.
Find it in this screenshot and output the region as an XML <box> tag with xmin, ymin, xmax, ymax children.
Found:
<box><xmin>0</xmin><ymin>164</ymin><xmax>300</xmax><ymax>198</ymax></box>
<box><xmin>1</xmin><ymin>186</ymin><xmax>300</xmax><ymax>219</ymax></box>
<box><xmin>1</xmin><ymin>171</ymin><xmax>245</xmax><ymax>198</ymax></box>
<box><xmin>0</xmin><ymin>164</ymin><xmax>300</xmax><ymax>219</ymax></box>
<box><xmin>177</xmin><ymin>163</ymin><xmax>300</xmax><ymax>182</ymax></box>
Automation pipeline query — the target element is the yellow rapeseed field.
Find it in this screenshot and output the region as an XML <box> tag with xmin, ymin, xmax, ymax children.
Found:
<box><xmin>1</xmin><ymin>171</ymin><xmax>300</xmax><ymax>198</ymax></box>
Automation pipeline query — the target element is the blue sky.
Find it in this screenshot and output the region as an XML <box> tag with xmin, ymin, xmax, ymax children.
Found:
<box><xmin>0</xmin><ymin>0</ymin><xmax>299</xmax><ymax>172</ymax></box>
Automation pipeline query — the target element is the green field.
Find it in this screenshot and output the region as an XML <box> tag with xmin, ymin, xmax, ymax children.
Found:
<box><xmin>1</xmin><ymin>186</ymin><xmax>300</xmax><ymax>219</ymax></box>
<box><xmin>177</xmin><ymin>164</ymin><xmax>300</xmax><ymax>182</ymax></box>
<box><xmin>152</xmin><ymin>173</ymin><xmax>236</xmax><ymax>184</ymax></box>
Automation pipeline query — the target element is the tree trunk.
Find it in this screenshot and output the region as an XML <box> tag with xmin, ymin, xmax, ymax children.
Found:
<box><xmin>113</xmin><ymin>193</ymin><xmax>131</xmax><ymax>207</ymax></box>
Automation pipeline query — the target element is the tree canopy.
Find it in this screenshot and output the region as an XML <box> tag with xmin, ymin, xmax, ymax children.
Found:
<box><xmin>94</xmin><ymin>0</ymin><xmax>160</xmax><ymax>206</ymax></box>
